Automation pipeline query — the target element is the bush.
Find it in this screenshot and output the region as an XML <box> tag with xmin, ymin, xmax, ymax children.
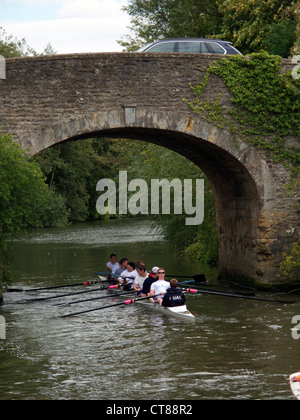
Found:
<box><xmin>0</xmin><ymin>133</ymin><xmax>68</xmax><ymax>283</ymax></box>
<box><xmin>279</xmin><ymin>236</ymin><xmax>300</xmax><ymax>283</ymax></box>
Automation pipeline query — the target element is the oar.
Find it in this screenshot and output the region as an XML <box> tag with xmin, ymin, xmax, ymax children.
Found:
<box><xmin>178</xmin><ymin>282</ymin><xmax>256</xmax><ymax>297</ymax></box>
<box><xmin>18</xmin><ymin>284</ymin><xmax>120</xmax><ymax>303</ymax></box>
<box><xmin>94</xmin><ymin>272</ymin><xmax>136</xmax><ymax>280</ymax></box>
<box><xmin>184</xmin><ymin>288</ymin><xmax>296</xmax><ymax>304</ymax></box>
<box><xmin>59</xmin><ymin>294</ymin><xmax>161</xmax><ymax>318</ymax></box>
<box><xmin>166</xmin><ymin>274</ymin><xmax>206</xmax><ymax>283</ymax></box>
<box><xmin>95</xmin><ymin>271</ymin><xmax>206</xmax><ymax>283</ymax></box>
<box><xmin>56</xmin><ymin>289</ymin><xmax>136</xmax><ymax>306</ymax></box>
<box><xmin>6</xmin><ymin>279</ymin><xmax>103</xmax><ymax>293</ymax></box>
<box><xmin>178</xmin><ymin>280</ymin><xmax>195</xmax><ymax>285</ymax></box>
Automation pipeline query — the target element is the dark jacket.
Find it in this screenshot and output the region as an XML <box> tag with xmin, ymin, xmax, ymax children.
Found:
<box><xmin>162</xmin><ymin>287</ymin><xmax>185</xmax><ymax>307</ymax></box>
<box><xmin>141</xmin><ymin>275</ymin><xmax>156</xmax><ymax>294</ymax></box>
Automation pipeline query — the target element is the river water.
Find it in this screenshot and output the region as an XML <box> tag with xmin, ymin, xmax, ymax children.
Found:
<box><xmin>0</xmin><ymin>218</ymin><xmax>299</xmax><ymax>400</ymax></box>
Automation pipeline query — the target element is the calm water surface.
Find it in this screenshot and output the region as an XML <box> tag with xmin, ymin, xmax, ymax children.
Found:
<box><xmin>0</xmin><ymin>218</ymin><xmax>299</xmax><ymax>400</ymax></box>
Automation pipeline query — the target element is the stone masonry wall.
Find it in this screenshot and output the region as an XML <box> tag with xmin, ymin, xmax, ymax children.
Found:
<box><xmin>0</xmin><ymin>53</ymin><xmax>298</xmax><ymax>288</ymax></box>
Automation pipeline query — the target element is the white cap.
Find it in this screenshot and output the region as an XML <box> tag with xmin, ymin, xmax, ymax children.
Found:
<box><xmin>151</xmin><ymin>266</ymin><xmax>159</xmax><ymax>274</ymax></box>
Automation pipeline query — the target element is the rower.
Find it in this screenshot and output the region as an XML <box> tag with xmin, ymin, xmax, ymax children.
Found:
<box><xmin>133</xmin><ymin>263</ymin><xmax>148</xmax><ymax>296</ymax></box>
<box><xmin>162</xmin><ymin>279</ymin><xmax>186</xmax><ymax>307</ymax></box>
<box><xmin>114</xmin><ymin>257</ymin><xmax>128</xmax><ymax>283</ymax></box>
<box><xmin>149</xmin><ymin>268</ymin><xmax>169</xmax><ymax>305</ymax></box>
<box><xmin>120</xmin><ymin>261</ymin><xmax>137</xmax><ymax>291</ymax></box>
<box><xmin>140</xmin><ymin>267</ymin><xmax>159</xmax><ymax>297</ymax></box>
<box><xmin>106</xmin><ymin>253</ymin><xmax>119</xmax><ymax>282</ymax></box>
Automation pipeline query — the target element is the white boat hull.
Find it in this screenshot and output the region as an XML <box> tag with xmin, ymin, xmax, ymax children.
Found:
<box><xmin>135</xmin><ymin>301</ymin><xmax>195</xmax><ymax>322</ymax></box>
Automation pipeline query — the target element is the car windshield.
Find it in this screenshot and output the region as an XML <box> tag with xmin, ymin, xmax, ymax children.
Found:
<box><xmin>137</xmin><ymin>44</ymin><xmax>152</xmax><ymax>52</ymax></box>
<box><xmin>142</xmin><ymin>42</ymin><xmax>176</xmax><ymax>52</ymax></box>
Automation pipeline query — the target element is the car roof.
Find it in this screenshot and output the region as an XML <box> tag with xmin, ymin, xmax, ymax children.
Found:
<box><xmin>146</xmin><ymin>38</ymin><xmax>234</xmax><ymax>44</ymax></box>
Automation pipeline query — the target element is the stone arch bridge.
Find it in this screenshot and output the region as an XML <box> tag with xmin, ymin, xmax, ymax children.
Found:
<box><xmin>0</xmin><ymin>53</ymin><xmax>298</xmax><ymax>288</ymax></box>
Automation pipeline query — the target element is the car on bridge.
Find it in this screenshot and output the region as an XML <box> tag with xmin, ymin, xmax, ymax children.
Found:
<box><xmin>137</xmin><ymin>38</ymin><xmax>242</xmax><ymax>55</ymax></box>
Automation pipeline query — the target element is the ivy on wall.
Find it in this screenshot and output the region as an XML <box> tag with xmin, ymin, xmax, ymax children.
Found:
<box><xmin>184</xmin><ymin>52</ymin><xmax>300</xmax><ymax>171</ymax></box>
<box><xmin>184</xmin><ymin>52</ymin><xmax>300</xmax><ymax>281</ymax></box>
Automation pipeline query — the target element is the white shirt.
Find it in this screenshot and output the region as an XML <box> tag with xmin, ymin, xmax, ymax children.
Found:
<box><xmin>121</xmin><ymin>269</ymin><xmax>137</xmax><ymax>285</ymax></box>
<box><xmin>150</xmin><ymin>280</ymin><xmax>170</xmax><ymax>296</ymax></box>
<box><xmin>134</xmin><ymin>274</ymin><xmax>148</xmax><ymax>289</ymax></box>
<box><xmin>106</xmin><ymin>261</ymin><xmax>119</xmax><ymax>274</ymax></box>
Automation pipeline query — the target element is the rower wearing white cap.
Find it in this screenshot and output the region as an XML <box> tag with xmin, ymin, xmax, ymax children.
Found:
<box><xmin>140</xmin><ymin>266</ymin><xmax>159</xmax><ymax>297</ymax></box>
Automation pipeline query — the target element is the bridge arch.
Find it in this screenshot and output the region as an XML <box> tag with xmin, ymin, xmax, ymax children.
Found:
<box><xmin>35</xmin><ymin>108</ymin><xmax>261</xmax><ymax>286</ymax></box>
<box><xmin>1</xmin><ymin>53</ymin><xmax>298</xmax><ymax>288</ymax></box>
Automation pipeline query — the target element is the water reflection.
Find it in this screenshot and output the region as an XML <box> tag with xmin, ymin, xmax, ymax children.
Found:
<box><xmin>1</xmin><ymin>219</ymin><xmax>299</xmax><ymax>400</ymax></box>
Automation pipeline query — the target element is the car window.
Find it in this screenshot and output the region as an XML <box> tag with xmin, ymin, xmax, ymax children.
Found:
<box><xmin>177</xmin><ymin>42</ymin><xmax>200</xmax><ymax>53</ymax></box>
<box><xmin>147</xmin><ymin>42</ymin><xmax>176</xmax><ymax>52</ymax></box>
<box><xmin>201</xmin><ymin>42</ymin><xmax>225</xmax><ymax>54</ymax></box>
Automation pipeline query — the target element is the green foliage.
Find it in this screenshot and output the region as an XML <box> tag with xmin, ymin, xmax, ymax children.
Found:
<box><xmin>119</xmin><ymin>0</ymin><xmax>223</xmax><ymax>50</ymax></box>
<box><xmin>291</xmin><ymin>1</ymin><xmax>300</xmax><ymax>54</ymax></box>
<box><xmin>120</xmin><ymin>0</ymin><xmax>298</xmax><ymax>56</ymax></box>
<box><xmin>217</xmin><ymin>0</ymin><xmax>297</xmax><ymax>55</ymax></box>
<box><xmin>0</xmin><ymin>133</ymin><xmax>67</xmax><ymax>250</ymax></box>
<box><xmin>263</xmin><ymin>17</ymin><xmax>297</xmax><ymax>57</ymax></box>
<box><xmin>279</xmin><ymin>236</ymin><xmax>300</xmax><ymax>282</ymax></box>
<box><xmin>34</xmin><ymin>138</ymin><xmax>120</xmax><ymax>223</ymax></box>
<box><xmin>185</xmin><ymin>52</ymin><xmax>300</xmax><ymax>167</ymax></box>
<box><xmin>183</xmin><ymin>224</ymin><xmax>219</xmax><ymax>265</ymax></box>
<box><xmin>0</xmin><ymin>26</ymin><xmax>56</xmax><ymax>58</ymax></box>
<box><xmin>0</xmin><ymin>26</ymin><xmax>35</xmax><ymax>57</ymax></box>
<box><xmin>0</xmin><ymin>133</ymin><xmax>68</xmax><ymax>284</ymax></box>
<box><xmin>0</xmin><ymin>134</ymin><xmax>67</xmax><ymax>288</ymax></box>
<box><xmin>112</xmin><ymin>140</ymin><xmax>218</xmax><ymax>264</ymax></box>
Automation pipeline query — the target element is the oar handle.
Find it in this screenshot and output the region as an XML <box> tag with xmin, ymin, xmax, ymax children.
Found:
<box><xmin>95</xmin><ymin>272</ymin><xmax>135</xmax><ymax>280</ymax></box>
<box><xmin>59</xmin><ymin>294</ymin><xmax>161</xmax><ymax>318</ymax></box>
<box><xmin>58</xmin><ymin>289</ymin><xmax>136</xmax><ymax>306</ymax></box>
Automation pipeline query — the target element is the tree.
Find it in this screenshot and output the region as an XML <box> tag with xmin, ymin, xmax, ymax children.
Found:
<box><xmin>0</xmin><ymin>26</ymin><xmax>56</xmax><ymax>58</ymax></box>
<box><xmin>0</xmin><ymin>26</ymin><xmax>35</xmax><ymax>57</ymax></box>
<box><xmin>263</xmin><ymin>17</ymin><xmax>297</xmax><ymax>58</ymax></box>
<box><xmin>119</xmin><ymin>0</ymin><xmax>223</xmax><ymax>50</ymax></box>
<box><xmin>290</xmin><ymin>1</ymin><xmax>300</xmax><ymax>54</ymax></box>
<box><xmin>34</xmin><ymin>138</ymin><xmax>120</xmax><ymax>223</ymax></box>
<box><xmin>217</xmin><ymin>0</ymin><xmax>298</xmax><ymax>56</ymax></box>
<box><xmin>279</xmin><ymin>235</ymin><xmax>300</xmax><ymax>282</ymax></box>
<box><xmin>120</xmin><ymin>0</ymin><xmax>298</xmax><ymax>56</ymax></box>
<box><xmin>111</xmin><ymin>139</ymin><xmax>218</xmax><ymax>264</ymax></box>
<box><xmin>0</xmin><ymin>134</ymin><xmax>67</xmax><ymax>287</ymax></box>
<box><xmin>41</xmin><ymin>42</ymin><xmax>57</xmax><ymax>56</ymax></box>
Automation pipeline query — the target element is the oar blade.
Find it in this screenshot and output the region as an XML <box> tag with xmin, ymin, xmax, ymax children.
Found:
<box><xmin>6</xmin><ymin>288</ymin><xmax>24</xmax><ymax>293</ymax></box>
<box><xmin>192</xmin><ymin>274</ymin><xmax>207</xmax><ymax>284</ymax></box>
<box><xmin>185</xmin><ymin>288</ymin><xmax>296</xmax><ymax>304</ymax></box>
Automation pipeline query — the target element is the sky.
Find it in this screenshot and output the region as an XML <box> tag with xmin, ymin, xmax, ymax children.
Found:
<box><xmin>0</xmin><ymin>0</ymin><xmax>132</xmax><ymax>54</ymax></box>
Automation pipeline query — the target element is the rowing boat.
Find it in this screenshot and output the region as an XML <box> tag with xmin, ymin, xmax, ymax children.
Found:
<box><xmin>290</xmin><ymin>372</ymin><xmax>300</xmax><ymax>400</ymax></box>
<box><xmin>104</xmin><ymin>280</ymin><xmax>195</xmax><ymax>322</ymax></box>
<box><xmin>135</xmin><ymin>300</ymin><xmax>195</xmax><ymax>323</ymax></box>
